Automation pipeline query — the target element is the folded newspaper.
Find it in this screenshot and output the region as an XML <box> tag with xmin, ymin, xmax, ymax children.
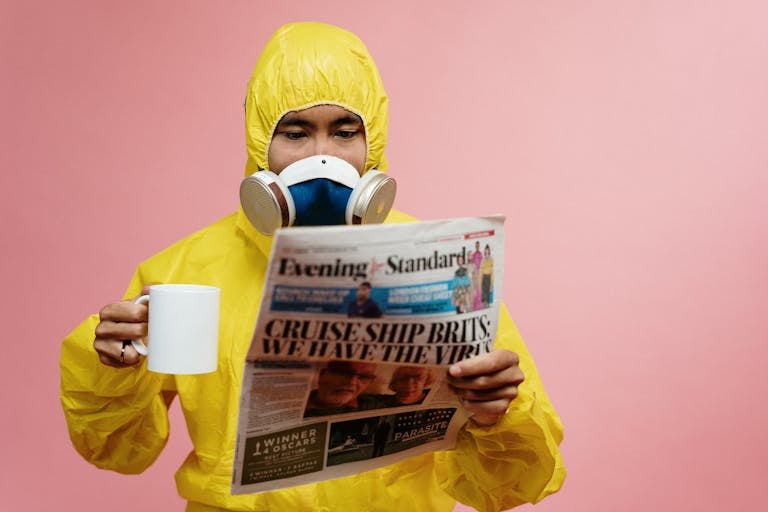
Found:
<box><xmin>232</xmin><ymin>215</ymin><xmax>505</xmax><ymax>494</ymax></box>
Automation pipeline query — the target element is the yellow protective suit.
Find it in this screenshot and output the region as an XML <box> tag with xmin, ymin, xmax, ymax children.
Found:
<box><xmin>60</xmin><ymin>22</ymin><xmax>565</xmax><ymax>511</ymax></box>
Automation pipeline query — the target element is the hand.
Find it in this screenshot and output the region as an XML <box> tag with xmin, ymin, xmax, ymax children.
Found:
<box><xmin>93</xmin><ymin>287</ymin><xmax>150</xmax><ymax>368</ymax></box>
<box><xmin>447</xmin><ymin>349</ymin><xmax>525</xmax><ymax>426</ymax></box>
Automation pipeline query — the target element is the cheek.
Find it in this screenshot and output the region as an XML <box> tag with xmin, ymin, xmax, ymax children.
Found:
<box><xmin>342</xmin><ymin>141</ymin><xmax>367</xmax><ymax>173</ymax></box>
<box><xmin>268</xmin><ymin>138</ymin><xmax>319</xmax><ymax>174</ymax></box>
<box><xmin>266</xmin><ymin>145</ymin><xmax>281</xmax><ymax>173</ymax></box>
<box><xmin>267</xmin><ymin>144</ymin><xmax>298</xmax><ymax>174</ymax></box>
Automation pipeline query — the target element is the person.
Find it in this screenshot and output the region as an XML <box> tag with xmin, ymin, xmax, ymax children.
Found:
<box><xmin>382</xmin><ymin>365</ymin><xmax>434</xmax><ymax>406</ymax></box>
<box><xmin>303</xmin><ymin>360</ymin><xmax>380</xmax><ymax>417</ymax></box>
<box><xmin>480</xmin><ymin>244</ymin><xmax>494</xmax><ymax>308</ymax></box>
<box><xmin>470</xmin><ymin>241</ymin><xmax>483</xmax><ymax>270</ymax></box>
<box><xmin>451</xmin><ymin>254</ymin><xmax>473</xmax><ymax>313</ymax></box>
<box><xmin>60</xmin><ymin>21</ymin><xmax>565</xmax><ymax>511</ymax></box>
<box><xmin>347</xmin><ymin>281</ymin><xmax>383</xmax><ymax>318</ymax></box>
<box><xmin>371</xmin><ymin>417</ymin><xmax>392</xmax><ymax>458</ymax></box>
<box><xmin>468</xmin><ymin>243</ymin><xmax>484</xmax><ymax>311</ymax></box>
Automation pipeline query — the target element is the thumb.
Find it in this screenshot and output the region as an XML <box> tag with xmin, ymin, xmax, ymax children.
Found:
<box><xmin>133</xmin><ymin>282</ymin><xmax>162</xmax><ymax>301</ymax></box>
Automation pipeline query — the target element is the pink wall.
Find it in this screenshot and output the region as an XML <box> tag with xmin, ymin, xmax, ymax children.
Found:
<box><xmin>3</xmin><ymin>1</ymin><xmax>766</xmax><ymax>510</ymax></box>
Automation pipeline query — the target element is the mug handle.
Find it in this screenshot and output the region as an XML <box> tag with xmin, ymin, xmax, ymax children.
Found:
<box><xmin>131</xmin><ymin>295</ymin><xmax>150</xmax><ymax>356</ymax></box>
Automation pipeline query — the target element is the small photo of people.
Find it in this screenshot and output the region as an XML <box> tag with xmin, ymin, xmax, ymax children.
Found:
<box><xmin>451</xmin><ymin>242</ymin><xmax>493</xmax><ymax>313</ymax></box>
<box><xmin>303</xmin><ymin>361</ymin><xmax>381</xmax><ymax>418</ymax></box>
<box><xmin>326</xmin><ymin>414</ymin><xmax>396</xmax><ymax>465</ymax></box>
<box><xmin>326</xmin><ymin>407</ymin><xmax>457</xmax><ymax>467</ymax></box>
<box><xmin>451</xmin><ymin>253</ymin><xmax>472</xmax><ymax>314</ymax></box>
<box><xmin>379</xmin><ymin>366</ymin><xmax>434</xmax><ymax>407</ymax></box>
<box><xmin>371</xmin><ymin>416</ymin><xmax>392</xmax><ymax>458</ymax></box>
<box><xmin>347</xmin><ymin>281</ymin><xmax>383</xmax><ymax>318</ymax></box>
<box><xmin>303</xmin><ymin>362</ymin><xmax>439</xmax><ymax>418</ymax></box>
<box><xmin>479</xmin><ymin>243</ymin><xmax>494</xmax><ymax>308</ymax></box>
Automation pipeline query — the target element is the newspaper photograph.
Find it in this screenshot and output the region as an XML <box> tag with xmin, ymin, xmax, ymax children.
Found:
<box><xmin>232</xmin><ymin>215</ymin><xmax>505</xmax><ymax>494</ymax></box>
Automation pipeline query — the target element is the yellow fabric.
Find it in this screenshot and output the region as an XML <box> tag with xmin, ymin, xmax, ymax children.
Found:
<box><xmin>60</xmin><ymin>209</ymin><xmax>565</xmax><ymax>511</ymax></box>
<box><xmin>60</xmin><ymin>21</ymin><xmax>565</xmax><ymax>512</ymax></box>
<box><xmin>244</xmin><ymin>22</ymin><xmax>388</xmax><ymax>175</ymax></box>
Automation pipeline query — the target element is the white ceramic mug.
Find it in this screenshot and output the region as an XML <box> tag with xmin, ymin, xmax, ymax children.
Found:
<box><xmin>131</xmin><ymin>284</ymin><xmax>220</xmax><ymax>374</ymax></box>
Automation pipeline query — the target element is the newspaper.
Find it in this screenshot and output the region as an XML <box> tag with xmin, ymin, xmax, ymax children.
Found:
<box><xmin>232</xmin><ymin>215</ymin><xmax>505</xmax><ymax>494</ymax></box>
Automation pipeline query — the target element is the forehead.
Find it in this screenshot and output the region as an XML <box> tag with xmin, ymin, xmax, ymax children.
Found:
<box><xmin>396</xmin><ymin>368</ymin><xmax>427</xmax><ymax>378</ymax></box>
<box><xmin>327</xmin><ymin>362</ymin><xmax>376</xmax><ymax>372</ymax></box>
<box><xmin>276</xmin><ymin>104</ymin><xmax>363</xmax><ymax>126</ymax></box>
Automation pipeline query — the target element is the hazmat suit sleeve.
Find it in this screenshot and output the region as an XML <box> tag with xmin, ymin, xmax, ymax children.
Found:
<box><xmin>435</xmin><ymin>304</ymin><xmax>566</xmax><ymax>511</ymax></box>
<box><xmin>59</xmin><ymin>267</ymin><xmax>174</xmax><ymax>474</ymax></box>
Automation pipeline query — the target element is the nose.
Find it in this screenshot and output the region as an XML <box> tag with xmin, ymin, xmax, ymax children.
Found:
<box><xmin>313</xmin><ymin>135</ymin><xmax>338</xmax><ymax>158</ymax></box>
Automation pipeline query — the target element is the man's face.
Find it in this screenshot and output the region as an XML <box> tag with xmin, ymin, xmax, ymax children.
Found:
<box><xmin>267</xmin><ymin>104</ymin><xmax>367</xmax><ymax>174</ymax></box>
<box><xmin>315</xmin><ymin>362</ymin><xmax>377</xmax><ymax>408</ymax></box>
<box><xmin>391</xmin><ymin>368</ymin><xmax>430</xmax><ymax>404</ymax></box>
<box><xmin>356</xmin><ymin>284</ymin><xmax>371</xmax><ymax>301</ymax></box>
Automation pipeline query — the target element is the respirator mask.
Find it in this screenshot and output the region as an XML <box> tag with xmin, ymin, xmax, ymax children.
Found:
<box><xmin>239</xmin><ymin>155</ymin><xmax>397</xmax><ymax>236</ymax></box>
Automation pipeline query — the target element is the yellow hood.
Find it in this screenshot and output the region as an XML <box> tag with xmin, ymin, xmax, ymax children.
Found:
<box><xmin>244</xmin><ymin>22</ymin><xmax>389</xmax><ymax>175</ymax></box>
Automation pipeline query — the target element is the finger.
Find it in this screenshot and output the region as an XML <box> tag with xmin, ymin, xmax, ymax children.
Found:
<box><xmin>95</xmin><ymin>341</ymin><xmax>128</xmax><ymax>368</ymax></box>
<box><xmin>119</xmin><ymin>340</ymin><xmax>144</xmax><ymax>366</ymax></box>
<box><xmin>98</xmin><ymin>300</ymin><xmax>148</xmax><ymax>324</ymax></box>
<box><xmin>94</xmin><ymin>339</ymin><xmax>144</xmax><ymax>368</ymax></box>
<box><xmin>454</xmin><ymin>384</ymin><xmax>520</xmax><ymax>403</ymax></box>
<box><xmin>460</xmin><ymin>397</ymin><xmax>512</xmax><ymax>423</ymax></box>
<box><xmin>94</xmin><ymin>319</ymin><xmax>148</xmax><ymax>341</ymax></box>
<box><xmin>134</xmin><ymin>282</ymin><xmax>161</xmax><ymax>301</ymax></box>
<box><xmin>448</xmin><ymin>349</ymin><xmax>519</xmax><ymax>378</ymax></box>
<box><xmin>97</xmin><ymin>350</ymin><xmax>123</xmax><ymax>368</ymax></box>
<box><xmin>447</xmin><ymin>364</ymin><xmax>524</xmax><ymax>392</ymax></box>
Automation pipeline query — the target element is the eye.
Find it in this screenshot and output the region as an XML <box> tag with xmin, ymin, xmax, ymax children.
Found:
<box><xmin>282</xmin><ymin>131</ymin><xmax>306</xmax><ymax>141</ymax></box>
<box><xmin>335</xmin><ymin>129</ymin><xmax>358</xmax><ymax>140</ymax></box>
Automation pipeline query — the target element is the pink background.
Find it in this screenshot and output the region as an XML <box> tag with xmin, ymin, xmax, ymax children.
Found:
<box><xmin>2</xmin><ymin>1</ymin><xmax>766</xmax><ymax>510</ymax></box>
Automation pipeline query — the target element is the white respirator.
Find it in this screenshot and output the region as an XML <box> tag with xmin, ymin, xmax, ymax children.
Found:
<box><xmin>239</xmin><ymin>155</ymin><xmax>396</xmax><ymax>236</ymax></box>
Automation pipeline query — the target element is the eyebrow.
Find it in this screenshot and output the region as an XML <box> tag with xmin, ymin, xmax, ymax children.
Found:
<box><xmin>276</xmin><ymin>114</ymin><xmax>363</xmax><ymax>129</ymax></box>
